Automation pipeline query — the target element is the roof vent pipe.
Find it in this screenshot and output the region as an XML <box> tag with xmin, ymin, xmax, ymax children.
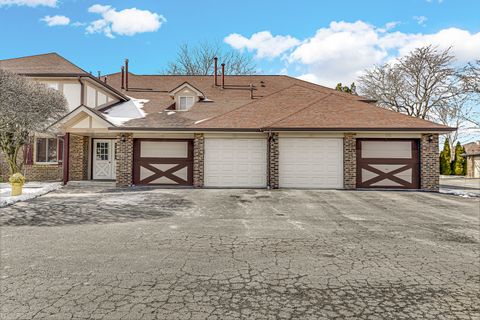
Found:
<box><xmin>121</xmin><ymin>66</ymin><xmax>125</xmax><ymax>89</ymax></box>
<box><xmin>250</xmin><ymin>83</ymin><xmax>253</xmax><ymax>99</ymax></box>
<box><xmin>125</xmin><ymin>59</ymin><xmax>129</xmax><ymax>91</ymax></box>
<box><xmin>97</xmin><ymin>71</ymin><xmax>101</xmax><ymax>79</ymax></box>
<box><xmin>221</xmin><ymin>63</ymin><xmax>225</xmax><ymax>89</ymax></box>
<box><xmin>213</xmin><ymin>57</ymin><xmax>218</xmax><ymax>86</ymax></box>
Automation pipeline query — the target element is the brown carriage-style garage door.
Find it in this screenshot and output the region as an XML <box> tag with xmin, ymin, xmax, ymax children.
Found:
<box><xmin>356</xmin><ymin>139</ymin><xmax>420</xmax><ymax>189</ymax></box>
<box><xmin>133</xmin><ymin>139</ymin><xmax>193</xmax><ymax>186</ymax></box>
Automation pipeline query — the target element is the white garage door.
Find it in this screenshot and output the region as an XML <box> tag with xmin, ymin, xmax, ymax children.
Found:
<box><xmin>204</xmin><ymin>139</ymin><xmax>267</xmax><ymax>187</ymax></box>
<box><xmin>279</xmin><ymin>138</ymin><xmax>343</xmax><ymax>188</ymax></box>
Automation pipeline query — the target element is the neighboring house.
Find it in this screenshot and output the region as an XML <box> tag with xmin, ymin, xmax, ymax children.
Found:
<box><xmin>0</xmin><ymin>53</ymin><xmax>455</xmax><ymax>191</ymax></box>
<box><xmin>0</xmin><ymin>53</ymin><xmax>128</xmax><ymax>181</ymax></box>
<box><xmin>464</xmin><ymin>141</ymin><xmax>480</xmax><ymax>178</ymax></box>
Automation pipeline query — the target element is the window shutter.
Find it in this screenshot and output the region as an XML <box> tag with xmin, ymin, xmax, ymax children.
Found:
<box><xmin>23</xmin><ymin>143</ymin><xmax>33</xmax><ymax>165</ymax></box>
<box><xmin>58</xmin><ymin>138</ymin><xmax>64</xmax><ymax>163</ymax></box>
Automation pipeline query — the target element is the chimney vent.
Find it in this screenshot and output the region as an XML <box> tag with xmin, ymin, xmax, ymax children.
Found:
<box><xmin>221</xmin><ymin>63</ymin><xmax>225</xmax><ymax>89</ymax></box>
<box><xmin>121</xmin><ymin>66</ymin><xmax>125</xmax><ymax>89</ymax></box>
<box><xmin>125</xmin><ymin>59</ymin><xmax>129</xmax><ymax>91</ymax></box>
<box><xmin>213</xmin><ymin>57</ymin><xmax>218</xmax><ymax>86</ymax></box>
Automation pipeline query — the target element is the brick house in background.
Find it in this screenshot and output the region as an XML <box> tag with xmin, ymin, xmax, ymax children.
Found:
<box><xmin>0</xmin><ymin>53</ymin><xmax>455</xmax><ymax>191</ymax></box>
<box><xmin>464</xmin><ymin>141</ymin><xmax>480</xmax><ymax>178</ymax></box>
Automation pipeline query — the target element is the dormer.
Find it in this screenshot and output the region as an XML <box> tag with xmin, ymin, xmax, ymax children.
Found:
<box><xmin>169</xmin><ymin>82</ymin><xmax>205</xmax><ymax>111</ymax></box>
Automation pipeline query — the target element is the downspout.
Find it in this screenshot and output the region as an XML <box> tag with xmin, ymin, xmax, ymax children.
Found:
<box><xmin>62</xmin><ymin>133</ymin><xmax>70</xmax><ymax>185</ymax></box>
<box><xmin>77</xmin><ymin>76</ymin><xmax>85</xmax><ymax>106</ymax></box>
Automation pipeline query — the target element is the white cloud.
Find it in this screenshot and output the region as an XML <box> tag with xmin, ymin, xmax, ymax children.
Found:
<box><xmin>225</xmin><ymin>21</ymin><xmax>480</xmax><ymax>87</ymax></box>
<box><xmin>224</xmin><ymin>31</ymin><xmax>300</xmax><ymax>58</ymax></box>
<box><xmin>413</xmin><ymin>15</ymin><xmax>428</xmax><ymax>26</ymax></box>
<box><xmin>86</xmin><ymin>4</ymin><xmax>166</xmax><ymax>38</ymax></box>
<box><xmin>41</xmin><ymin>15</ymin><xmax>70</xmax><ymax>26</ymax></box>
<box><xmin>0</xmin><ymin>0</ymin><xmax>56</xmax><ymax>6</ymax></box>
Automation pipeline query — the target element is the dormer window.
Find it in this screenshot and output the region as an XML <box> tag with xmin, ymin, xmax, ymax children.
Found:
<box><xmin>179</xmin><ymin>96</ymin><xmax>195</xmax><ymax>111</ymax></box>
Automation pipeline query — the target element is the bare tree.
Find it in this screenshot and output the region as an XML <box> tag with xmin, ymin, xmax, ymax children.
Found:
<box><xmin>165</xmin><ymin>41</ymin><xmax>256</xmax><ymax>75</ymax></box>
<box><xmin>0</xmin><ymin>70</ymin><xmax>67</xmax><ymax>175</ymax></box>
<box><xmin>358</xmin><ymin>46</ymin><xmax>464</xmax><ymax>119</ymax></box>
<box><xmin>462</xmin><ymin>60</ymin><xmax>480</xmax><ymax>93</ymax></box>
<box><xmin>358</xmin><ymin>46</ymin><xmax>479</xmax><ymax>151</ymax></box>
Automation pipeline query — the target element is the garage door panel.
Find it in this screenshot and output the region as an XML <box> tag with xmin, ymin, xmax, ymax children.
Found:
<box><xmin>357</xmin><ymin>139</ymin><xmax>419</xmax><ymax>189</ymax></box>
<box><xmin>204</xmin><ymin>139</ymin><xmax>267</xmax><ymax>187</ymax></box>
<box><xmin>279</xmin><ymin>138</ymin><xmax>343</xmax><ymax>188</ymax></box>
<box><xmin>133</xmin><ymin>139</ymin><xmax>193</xmax><ymax>186</ymax></box>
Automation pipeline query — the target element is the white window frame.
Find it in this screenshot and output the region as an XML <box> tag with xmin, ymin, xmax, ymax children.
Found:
<box><xmin>178</xmin><ymin>96</ymin><xmax>195</xmax><ymax>111</ymax></box>
<box><xmin>34</xmin><ymin>137</ymin><xmax>59</xmax><ymax>164</ymax></box>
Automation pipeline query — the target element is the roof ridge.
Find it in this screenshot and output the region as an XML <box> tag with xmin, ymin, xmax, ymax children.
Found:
<box><xmin>0</xmin><ymin>52</ymin><xmax>59</xmax><ymax>62</ymax></box>
<box><xmin>280</xmin><ymin>75</ymin><xmax>369</xmax><ymax>101</ymax></box>
<box><xmin>192</xmin><ymin>84</ymin><xmax>306</xmax><ymax>127</ymax></box>
<box><xmin>265</xmin><ymin>93</ymin><xmax>332</xmax><ymax>128</ymax></box>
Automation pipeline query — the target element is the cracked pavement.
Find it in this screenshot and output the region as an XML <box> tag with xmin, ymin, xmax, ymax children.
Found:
<box><xmin>1</xmin><ymin>187</ymin><xmax>479</xmax><ymax>319</ymax></box>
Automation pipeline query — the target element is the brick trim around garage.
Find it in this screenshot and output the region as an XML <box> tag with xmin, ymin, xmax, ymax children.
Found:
<box><xmin>420</xmin><ymin>133</ymin><xmax>439</xmax><ymax>191</ymax></box>
<box><xmin>116</xmin><ymin>133</ymin><xmax>133</xmax><ymax>187</ymax></box>
<box><xmin>268</xmin><ymin>133</ymin><xmax>279</xmax><ymax>189</ymax></box>
<box><xmin>193</xmin><ymin>133</ymin><xmax>204</xmax><ymax>188</ymax></box>
<box><xmin>343</xmin><ymin>133</ymin><xmax>356</xmax><ymax>189</ymax></box>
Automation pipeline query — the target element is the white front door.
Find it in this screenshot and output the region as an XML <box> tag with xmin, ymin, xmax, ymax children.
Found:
<box><xmin>93</xmin><ymin>139</ymin><xmax>116</xmax><ymax>180</ymax></box>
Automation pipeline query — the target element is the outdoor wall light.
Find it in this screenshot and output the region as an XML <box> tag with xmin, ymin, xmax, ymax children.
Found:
<box><xmin>428</xmin><ymin>134</ymin><xmax>434</xmax><ymax>143</ymax></box>
<box><xmin>120</xmin><ymin>134</ymin><xmax>126</xmax><ymax>143</ymax></box>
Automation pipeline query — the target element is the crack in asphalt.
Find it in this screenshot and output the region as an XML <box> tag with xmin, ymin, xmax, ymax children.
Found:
<box><xmin>0</xmin><ymin>187</ymin><xmax>479</xmax><ymax>319</ymax></box>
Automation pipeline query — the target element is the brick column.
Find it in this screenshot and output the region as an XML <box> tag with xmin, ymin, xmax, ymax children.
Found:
<box><xmin>343</xmin><ymin>133</ymin><xmax>356</xmax><ymax>189</ymax></box>
<box><xmin>268</xmin><ymin>133</ymin><xmax>279</xmax><ymax>189</ymax></box>
<box><xmin>69</xmin><ymin>134</ymin><xmax>88</xmax><ymax>181</ymax></box>
<box><xmin>420</xmin><ymin>134</ymin><xmax>439</xmax><ymax>191</ymax></box>
<box><xmin>193</xmin><ymin>133</ymin><xmax>204</xmax><ymax>187</ymax></box>
<box><xmin>116</xmin><ymin>133</ymin><xmax>133</xmax><ymax>187</ymax></box>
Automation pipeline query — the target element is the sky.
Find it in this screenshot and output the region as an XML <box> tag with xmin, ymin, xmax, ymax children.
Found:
<box><xmin>1</xmin><ymin>0</ymin><xmax>479</xmax><ymax>87</ymax></box>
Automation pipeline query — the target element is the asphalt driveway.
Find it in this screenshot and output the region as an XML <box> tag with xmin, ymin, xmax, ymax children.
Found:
<box><xmin>1</xmin><ymin>187</ymin><xmax>479</xmax><ymax>319</ymax></box>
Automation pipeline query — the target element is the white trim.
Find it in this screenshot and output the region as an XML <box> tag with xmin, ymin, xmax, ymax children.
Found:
<box><xmin>55</xmin><ymin>105</ymin><xmax>114</xmax><ymax>130</ymax></box>
<box><xmin>169</xmin><ymin>83</ymin><xmax>204</xmax><ymax>97</ymax></box>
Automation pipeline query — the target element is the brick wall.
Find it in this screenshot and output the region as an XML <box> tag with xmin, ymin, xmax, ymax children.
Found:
<box><xmin>193</xmin><ymin>133</ymin><xmax>204</xmax><ymax>187</ymax></box>
<box><xmin>343</xmin><ymin>133</ymin><xmax>356</xmax><ymax>189</ymax></box>
<box><xmin>69</xmin><ymin>134</ymin><xmax>89</xmax><ymax>181</ymax></box>
<box><xmin>420</xmin><ymin>134</ymin><xmax>439</xmax><ymax>191</ymax></box>
<box><xmin>268</xmin><ymin>133</ymin><xmax>279</xmax><ymax>189</ymax></box>
<box><xmin>116</xmin><ymin>133</ymin><xmax>133</xmax><ymax>187</ymax></box>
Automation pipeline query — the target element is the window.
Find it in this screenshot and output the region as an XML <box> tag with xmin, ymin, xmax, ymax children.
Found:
<box><xmin>35</xmin><ymin>138</ymin><xmax>58</xmax><ymax>163</ymax></box>
<box><xmin>178</xmin><ymin>96</ymin><xmax>195</xmax><ymax>111</ymax></box>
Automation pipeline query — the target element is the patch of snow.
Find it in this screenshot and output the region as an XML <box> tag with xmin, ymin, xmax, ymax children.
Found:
<box><xmin>0</xmin><ymin>182</ymin><xmax>62</xmax><ymax>207</ymax></box>
<box><xmin>167</xmin><ymin>111</ymin><xmax>176</xmax><ymax>115</ymax></box>
<box><xmin>194</xmin><ymin>118</ymin><xmax>212</xmax><ymax>124</ymax></box>
<box><xmin>440</xmin><ymin>188</ymin><xmax>479</xmax><ymax>198</ymax></box>
<box><xmin>103</xmin><ymin>96</ymin><xmax>148</xmax><ymax>126</ymax></box>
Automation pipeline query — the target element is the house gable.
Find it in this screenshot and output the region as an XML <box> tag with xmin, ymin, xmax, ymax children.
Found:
<box><xmin>54</xmin><ymin>105</ymin><xmax>114</xmax><ymax>133</ymax></box>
